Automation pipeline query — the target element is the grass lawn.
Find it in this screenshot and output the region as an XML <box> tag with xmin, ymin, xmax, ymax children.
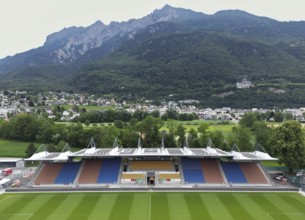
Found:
<box><xmin>262</xmin><ymin>161</ymin><xmax>285</xmax><ymax>167</ymax></box>
<box><xmin>0</xmin><ymin>192</ymin><xmax>304</xmax><ymax>220</ymax></box>
<box><xmin>0</xmin><ymin>139</ymin><xmax>41</xmax><ymax>157</ymax></box>
<box><xmin>0</xmin><ymin>138</ymin><xmax>82</xmax><ymax>158</ymax></box>
<box><xmin>161</xmin><ymin>120</ymin><xmax>235</xmax><ymax>133</ymax></box>
<box><xmin>208</xmin><ymin>124</ymin><xmax>235</xmax><ymax>132</ymax></box>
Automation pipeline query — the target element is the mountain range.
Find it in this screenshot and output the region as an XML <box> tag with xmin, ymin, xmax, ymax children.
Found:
<box><xmin>1</xmin><ymin>5</ymin><xmax>305</xmax><ymax>108</ymax></box>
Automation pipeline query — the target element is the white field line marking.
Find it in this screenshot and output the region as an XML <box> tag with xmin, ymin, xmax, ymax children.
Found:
<box><xmin>266</xmin><ymin>212</ymin><xmax>274</xmax><ymax>220</ymax></box>
<box><xmin>149</xmin><ymin>193</ymin><xmax>151</xmax><ymax>220</ymax></box>
<box><xmin>0</xmin><ymin>193</ymin><xmax>145</xmax><ymax>207</ymax></box>
<box><xmin>266</xmin><ymin>212</ymin><xmax>305</xmax><ymax>220</ymax></box>
<box><xmin>25</xmin><ymin>213</ymin><xmax>33</xmax><ymax>220</ymax></box>
<box><xmin>0</xmin><ymin>195</ymin><xmax>24</xmax><ymax>202</ymax></box>
<box><xmin>298</xmin><ymin>191</ymin><xmax>305</xmax><ymax>197</ymax></box>
<box><xmin>268</xmin><ymin>212</ymin><xmax>305</xmax><ymax>216</ymax></box>
<box><xmin>293</xmin><ymin>195</ymin><xmax>305</xmax><ymax>204</ymax></box>
<box><xmin>0</xmin><ymin>213</ymin><xmax>33</xmax><ymax>219</ymax></box>
<box><xmin>2</xmin><ymin>194</ymin><xmax>137</xmax><ymax>200</ymax></box>
<box><xmin>0</xmin><ymin>213</ymin><xmax>33</xmax><ymax>215</ymax></box>
<box><xmin>0</xmin><ymin>197</ymin><xmax>9</xmax><ymax>203</ymax></box>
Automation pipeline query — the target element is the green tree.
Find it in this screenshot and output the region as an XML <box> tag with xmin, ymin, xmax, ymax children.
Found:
<box><xmin>136</xmin><ymin>116</ymin><xmax>164</xmax><ymax>148</ymax></box>
<box><xmin>166</xmin><ymin>120</ymin><xmax>177</xmax><ymax>134</ymax></box>
<box><xmin>187</xmin><ymin>128</ymin><xmax>200</xmax><ymax>148</ymax></box>
<box><xmin>228</xmin><ymin>126</ymin><xmax>253</xmax><ymax>151</ymax></box>
<box><xmin>165</xmin><ymin>109</ymin><xmax>179</xmax><ymax>120</ymax></box>
<box><xmin>28</xmin><ymin>100</ymin><xmax>35</xmax><ymax>107</ymax></box>
<box><xmin>119</xmin><ymin>128</ymin><xmax>139</xmax><ymax>148</ymax></box>
<box><xmin>129</xmin><ymin>118</ymin><xmax>138</xmax><ymax>128</ymax></box>
<box><xmin>210</xmin><ymin>130</ymin><xmax>228</xmax><ymax>151</ymax></box>
<box><xmin>269</xmin><ymin>120</ymin><xmax>305</xmax><ymax>171</ymax></box>
<box><xmin>239</xmin><ymin>112</ymin><xmax>259</xmax><ymax>128</ymax></box>
<box><xmin>5</xmin><ymin>114</ymin><xmax>40</xmax><ymax>141</ymax></box>
<box><xmin>161</xmin><ymin>113</ymin><xmax>168</xmax><ymax>121</ymax></box>
<box><xmin>285</xmin><ymin>113</ymin><xmax>293</xmax><ymax>121</ymax></box>
<box><xmin>47</xmin><ymin>144</ymin><xmax>59</xmax><ymax>152</ymax></box>
<box><xmin>98</xmin><ymin>126</ymin><xmax>119</xmax><ymax>148</ymax></box>
<box><xmin>163</xmin><ymin>132</ymin><xmax>177</xmax><ymax>148</ymax></box>
<box><xmin>25</xmin><ymin>143</ymin><xmax>37</xmax><ymax>158</ymax></box>
<box><xmin>252</xmin><ymin>121</ymin><xmax>272</xmax><ymax>149</ymax></box>
<box><xmin>273</xmin><ymin>112</ymin><xmax>284</xmax><ymax>122</ymax></box>
<box><xmin>35</xmin><ymin>118</ymin><xmax>55</xmax><ymax>143</ymax></box>
<box><xmin>175</xmin><ymin>124</ymin><xmax>186</xmax><ymax>148</ymax></box>
<box><xmin>72</xmin><ymin>105</ymin><xmax>80</xmax><ymax>113</ymax></box>
<box><xmin>84</xmin><ymin>120</ymin><xmax>90</xmax><ymax>127</ymax></box>
<box><xmin>133</xmin><ymin>110</ymin><xmax>148</xmax><ymax>121</ymax></box>
<box><xmin>68</xmin><ymin>123</ymin><xmax>85</xmax><ymax>148</ymax></box>
<box><xmin>150</xmin><ymin>110</ymin><xmax>160</xmax><ymax>118</ymax></box>
<box><xmin>114</xmin><ymin>120</ymin><xmax>125</xmax><ymax>129</ymax></box>
<box><xmin>197</xmin><ymin>122</ymin><xmax>210</xmax><ymax>147</ymax></box>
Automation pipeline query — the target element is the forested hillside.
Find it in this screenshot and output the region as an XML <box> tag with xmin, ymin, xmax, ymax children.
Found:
<box><xmin>1</xmin><ymin>6</ymin><xmax>305</xmax><ymax>107</ymax></box>
<box><xmin>70</xmin><ymin>30</ymin><xmax>305</xmax><ymax>107</ymax></box>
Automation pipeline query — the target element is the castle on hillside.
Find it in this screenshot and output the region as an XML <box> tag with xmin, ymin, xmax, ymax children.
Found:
<box><xmin>236</xmin><ymin>78</ymin><xmax>253</xmax><ymax>89</ymax></box>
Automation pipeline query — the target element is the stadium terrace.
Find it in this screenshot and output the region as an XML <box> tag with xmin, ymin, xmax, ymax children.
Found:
<box><xmin>13</xmin><ymin>137</ymin><xmax>298</xmax><ymax>193</ymax></box>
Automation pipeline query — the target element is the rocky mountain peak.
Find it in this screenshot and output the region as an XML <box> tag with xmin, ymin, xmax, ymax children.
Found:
<box><xmin>51</xmin><ymin>5</ymin><xmax>183</xmax><ymax>63</ymax></box>
<box><xmin>44</xmin><ymin>26</ymin><xmax>85</xmax><ymax>46</ymax></box>
<box><xmin>150</xmin><ymin>4</ymin><xmax>178</xmax><ymax>22</ymax></box>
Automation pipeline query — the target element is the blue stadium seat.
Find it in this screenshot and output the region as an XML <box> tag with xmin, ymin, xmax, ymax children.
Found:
<box><xmin>54</xmin><ymin>162</ymin><xmax>81</xmax><ymax>184</ymax></box>
<box><xmin>220</xmin><ymin>162</ymin><xmax>247</xmax><ymax>183</ymax></box>
<box><xmin>97</xmin><ymin>158</ymin><xmax>121</xmax><ymax>183</ymax></box>
<box><xmin>181</xmin><ymin>158</ymin><xmax>205</xmax><ymax>183</ymax></box>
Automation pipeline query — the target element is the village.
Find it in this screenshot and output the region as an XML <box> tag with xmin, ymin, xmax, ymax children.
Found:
<box><xmin>1</xmin><ymin>90</ymin><xmax>305</xmax><ymax>123</ymax></box>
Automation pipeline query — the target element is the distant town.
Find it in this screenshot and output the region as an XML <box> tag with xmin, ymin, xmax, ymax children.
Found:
<box><xmin>0</xmin><ymin>89</ymin><xmax>305</xmax><ymax>122</ymax></box>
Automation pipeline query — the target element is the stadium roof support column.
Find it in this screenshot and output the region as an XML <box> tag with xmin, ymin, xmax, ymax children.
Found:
<box><xmin>184</xmin><ymin>138</ymin><xmax>190</xmax><ymax>148</ymax></box>
<box><xmin>231</xmin><ymin>143</ymin><xmax>241</xmax><ymax>152</ymax></box>
<box><xmin>87</xmin><ymin>138</ymin><xmax>96</xmax><ymax>148</ymax></box>
<box><xmin>112</xmin><ymin>137</ymin><xmax>119</xmax><ymax>148</ymax></box>
<box><xmin>137</xmin><ymin>138</ymin><xmax>142</xmax><ymax>150</ymax></box>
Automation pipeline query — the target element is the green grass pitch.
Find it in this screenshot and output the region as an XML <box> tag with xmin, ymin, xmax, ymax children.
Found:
<box><xmin>0</xmin><ymin>192</ymin><xmax>305</xmax><ymax>220</ymax></box>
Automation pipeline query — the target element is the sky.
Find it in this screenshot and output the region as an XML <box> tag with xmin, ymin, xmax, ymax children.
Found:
<box><xmin>1</xmin><ymin>0</ymin><xmax>305</xmax><ymax>59</ymax></box>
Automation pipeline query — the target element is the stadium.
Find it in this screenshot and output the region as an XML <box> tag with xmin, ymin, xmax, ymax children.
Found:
<box><xmin>1</xmin><ymin>138</ymin><xmax>305</xmax><ymax>220</ymax></box>
<box><xmin>3</xmin><ymin>138</ymin><xmax>297</xmax><ymax>192</ymax></box>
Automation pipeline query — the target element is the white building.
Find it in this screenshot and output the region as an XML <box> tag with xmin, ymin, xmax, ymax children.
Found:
<box><xmin>236</xmin><ymin>78</ymin><xmax>252</xmax><ymax>89</ymax></box>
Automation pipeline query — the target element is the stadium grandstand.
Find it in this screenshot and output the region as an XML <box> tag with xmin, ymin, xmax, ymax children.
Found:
<box><xmin>19</xmin><ymin>137</ymin><xmax>290</xmax><ymax>192</ymax></box>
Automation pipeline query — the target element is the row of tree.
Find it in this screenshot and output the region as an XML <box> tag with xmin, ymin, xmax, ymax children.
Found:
<box><xmin>71</xmin><ymin>109</ymin><xmax>198</xmax><ymax>123</ymax></box>
<box><xmin>45</xmin><ymin>106</ymin><xmax>199</xmax><ymax>123</ymax></box>
<box><xmin>238</xmin><ymin>112</ymin><xmax>305</xmax><ymax>170</ymax></box>
<box><xmin>1</xmin><ymin>112</ymin><xmax>305</xmax><ymax>170</ymax></box>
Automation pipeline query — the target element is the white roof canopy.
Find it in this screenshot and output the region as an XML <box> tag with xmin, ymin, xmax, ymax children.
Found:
<box><xmin>24</xmin><ymin>140</ymin><xmax>277</xmax><ymax>162</ymax></box>
<box><xmin>25</xmin><ymin>147</ymin><xmax>276</xmax><ymax>161</ymax></box>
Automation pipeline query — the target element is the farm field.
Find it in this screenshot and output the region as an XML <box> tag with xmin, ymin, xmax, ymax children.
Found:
<box><xmin>0</xmin><ymin>192</ymin><xmax>304</xmax><ymax>220</ymax></box>
<box><xmin>0</xmin><ymin>139</ymin><xmax>39</xmax><ymax>157</ymax></box>
<box><xmin>161</xmin><ymin>120</ymin><xmax>236</xmax><ymax>133</ymax></box>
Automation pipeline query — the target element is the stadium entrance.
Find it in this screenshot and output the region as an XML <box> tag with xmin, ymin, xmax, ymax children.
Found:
<box><xmin>147</xmin><ymin>172</ymin><xmax>155</xmax><ymax>185</ymax></box>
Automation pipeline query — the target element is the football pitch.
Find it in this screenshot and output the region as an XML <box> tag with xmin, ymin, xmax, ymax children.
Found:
<box><xmin>0</xmin><ymin>192</ymin><xmax>305</xmax><ymax>220</ymax></box>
